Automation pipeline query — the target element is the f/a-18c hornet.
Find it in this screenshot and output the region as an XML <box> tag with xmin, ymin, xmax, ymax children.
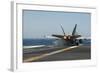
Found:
<box><xmin>52</xmin><ymin>24</ymin><xmax>82</xmax><ymax>46</ymax></box>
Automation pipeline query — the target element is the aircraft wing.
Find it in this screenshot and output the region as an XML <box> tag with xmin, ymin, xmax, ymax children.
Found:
<box><xmin>72</xmin><ymin>35</ymin><xmax>81</xmax><ymax>39</ymax></box>
<box><xmin>76</xmin><ymin>37</ymin><xmax>91</xmax><ymax>40</ymax></box>
<box><xmin>52</xmin><ymin>34</ymin><xmax>64</xmax><ymax>38</ymax></box>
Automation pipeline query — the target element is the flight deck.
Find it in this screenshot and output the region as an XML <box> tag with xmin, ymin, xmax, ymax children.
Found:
<box><xmin>23</xmin><ymin>45</ymin><xmax>90</xmax><ymax>62</ymax></box>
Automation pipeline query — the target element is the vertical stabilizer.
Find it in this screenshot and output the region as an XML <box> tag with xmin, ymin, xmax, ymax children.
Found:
<box><xmin>72</xmin><ymin>24</ymin><xmax>77</xmax><ymax>35</ymax></box>
<box><xmin>60</xmin><ymin>24</ymin><xmax>66</xmax><ymax>36</ymax></box>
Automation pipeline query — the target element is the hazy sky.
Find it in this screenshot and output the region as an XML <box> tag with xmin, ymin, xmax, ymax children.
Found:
<box><xmin>23</xmin><ymin>10</ymin><xmax>91</xmax><ymax>39</ymax></box>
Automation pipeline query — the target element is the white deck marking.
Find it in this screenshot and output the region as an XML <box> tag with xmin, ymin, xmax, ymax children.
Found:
<box><xmin>23</xmin><ymin>45</ymin><xmax>45</xmax><ymax>49</ymax></box>
<box><xmin>24</xmin><ymin>46</ymin><xmax>79</xmax><ymax>62</ymax></box>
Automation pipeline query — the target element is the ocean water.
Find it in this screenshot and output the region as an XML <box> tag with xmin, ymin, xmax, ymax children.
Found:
<box><xmin>23</xmin><ymin>38</ymin><xmax>91</xmax><ymax>46</ymax></box>
<box><xmin>23</xmin><ymin>39</ymin><xmax>56</xmax><ymax>46</ymax></box>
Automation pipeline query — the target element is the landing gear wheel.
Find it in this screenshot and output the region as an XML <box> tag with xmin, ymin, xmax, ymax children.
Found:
<box><xmin>76</xmin><ymin>42</ymin><xmax>79</xmax><ymax>46</ymax></box>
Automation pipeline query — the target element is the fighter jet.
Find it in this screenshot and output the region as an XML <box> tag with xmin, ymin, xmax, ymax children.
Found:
<box><xmin>52</xmin><ymin>24</ymin><xmax>82</xmax><ymax>45</ymax></box>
